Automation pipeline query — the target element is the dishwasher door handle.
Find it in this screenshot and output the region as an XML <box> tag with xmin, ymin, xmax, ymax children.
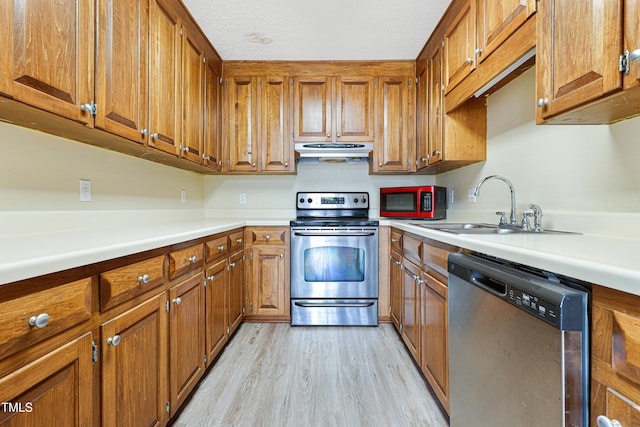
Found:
<box><xmin>470</xmin><ymin>272</ymin><xmax>507</xmax><ymax>297</ymax></box>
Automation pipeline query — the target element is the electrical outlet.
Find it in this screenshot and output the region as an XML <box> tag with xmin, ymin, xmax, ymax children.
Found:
<box><xmin>79</xmin><ymin>179</ymin><xmax>91</xmax><ymax>202</ymax></box>
<box><xmin>180</xmin><ymin>189</ymin><xmax>187</xmax><ymax>203</ymax></box>
<box><xmin>467</xmin><ymin>188</ymin><xmax>477</xmax><ymax>203</ymax></box>
<box><xmin>239</xmin><ymin>193</ymin><xmax>247</xmax><ymax>205</ymax></box>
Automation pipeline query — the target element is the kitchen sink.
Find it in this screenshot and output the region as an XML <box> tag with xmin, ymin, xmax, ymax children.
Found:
<box><xmin>409</xmin><ymin>222</ymin><xmax>578</xmax><ymax>235</ymax></box>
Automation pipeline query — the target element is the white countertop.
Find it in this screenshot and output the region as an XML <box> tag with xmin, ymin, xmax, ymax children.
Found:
<box><xmin>0</xmin><ymin>217</ymin><xmax>289</xmax><ymax>286</ymax></box>
<box><xmin>2</xmin><ymin>216</ymin><xmax>639</xmax><ymax>297</ymax></box>
<box><xmin>386</xmin><ymin>220</ymin><xmax>640</xmax><ymax>296</ymax></box>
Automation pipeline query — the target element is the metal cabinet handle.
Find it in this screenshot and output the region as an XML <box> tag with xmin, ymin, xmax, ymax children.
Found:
<box><xmin>29</xmin><ymin>313</ymin><xmax>50</xmax><ymax>329</ymax></box>
<box><xmin>107</xmin><ymin>335</ymin><xmax>121</xmax><ymax>346</ymax></box>
<box><xmin>140</xmin><ymin>129</ymin><xmax>149</xmax><ymax>136</ymax></box>
<box><xmin>597</xmin><ymin>416</ymin><xmax>622</xmax><ymax>427</ymax></box>
<box><xmin>537</xmin><ymin>98</ymin><xmax>549</xmax><ymax>108</ymax></box>
<box><xmin>188</xmin><ymin>256</ymin><xmax>197</xmax><ymax>263</ymax></box>
<box><xmin>173</xmin><ymin>297</ymin><xmax>182</xmax><ymax>305</ymax></box>
<box><xmin>137</xmin><ymin>274</ymin><xmax>150</xmax><ymax>284</ymax></box>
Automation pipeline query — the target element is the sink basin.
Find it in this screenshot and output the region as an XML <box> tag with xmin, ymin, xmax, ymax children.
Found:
<box><xmin>409</xmin><ymin>222</ymin><xmax>578</xmax><ymax>235</ymax></box>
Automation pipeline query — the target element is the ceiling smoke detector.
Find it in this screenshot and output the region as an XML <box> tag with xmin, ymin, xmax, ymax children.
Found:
<box><xmin>245</xmin><ymin>32</ymin><xmax>273</xmax><ymax>44</ymax></box>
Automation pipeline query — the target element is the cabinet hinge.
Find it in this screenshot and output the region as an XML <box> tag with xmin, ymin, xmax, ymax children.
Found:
<box><xmin>204</xmin><ymin>354</ymin><xmax>208</xmax><ymax>365</ymax></box>
<box><xmin>203</xmin><ymin>278</ymin><xmax>207</xmax><ymax>288</ymax></box>
<box><xmin>441</xmin><ymin>40</ymin><xmax>445</xmax><ymax>48</ymax></box>
<box><xmin>374</xmin><ymin>79</ymin><xmax>377</xmax><ymax>87</ymax></box>
<box><xmin>166</xmin><ymin>301</ymin><xmax>170</xmax><ymax>313</ymax></box>
<box><xmin>400</xmin><ymin>323</ymin><xmax>403</xmax><ymax>331</ymax></box>
<box><xmin>249</xmin><ymin>252</ymin><xmax>253</xmax><ymax>261</ymax></box>
<box><xmin>81</xmin><ymin>101</ymin><xmax>97</xmax><ymax>117</ymax></box>
<box><xmin>203</xmin><ymin>57</ymin><xmax>206</xmax><ymax>64</ymax></box>
<box><xmin>219</xmin><ymin>76</ymin><xmax>223</xmax><ymax>85</ymax></box>
<box><xmin>249</xmin><ymin>302</ymin><xmax>254</xmax><ymax>312</ymax></box>
<box><xmin>227</xmin><ymin>326</ymin><xmax>230</xmax><ymax>334</ymax></box>
<box><xmin>180</xmin><ymin>28</ymin><xmax>183</xmax><ymax>36</ymax></box>
<box><xmin>408</xmin><ymin>79</ymin><xmax>411</xmax><ymax>87</ymax></box>
<box><xmin>620</xmin><ymin>51</ymin><xmax>630</xmax><ymax>74</ymax></box>
<box><xmin>242</xmin><ymin>307</ymin><xmax>246</xmax><ymax>314</ymax></box>
<box><xmin>243</xmin><ymin>254</ymin><xmax>246</xmax><ymax>261</ymax></box>
<box><xmin>92</xmin><ymin>341</ymin><xmax>98</xmax><ymax>364</ymax></box>
<box><xmin>259</xmin><ymin>80</ymin><xmax>262</xmax><ymax>86</ymax></box>
<box><xmin>291</xmin><ymin>80</ymin><xmax>294</xmax><ymax>87</ymax></box>
<box><xmin>166</xmin><ymin>402</ymin><xmax>171</xmax><ymax>414</ymax></box>
<box><xmin>415</xmin><ymin>77</ymin><xmax>419</xmax><ymax>84</ymax></box>
<box><xmin>373</xmin><ymin>131</ymin><xmax>376</xmax><ymax>138</ymax></box>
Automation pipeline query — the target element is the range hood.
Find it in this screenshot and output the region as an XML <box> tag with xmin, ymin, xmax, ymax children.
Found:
<box><xmin>295</xmin><ymin>142</ymin><xmax>373</xmax><ymax>164</ymax></box>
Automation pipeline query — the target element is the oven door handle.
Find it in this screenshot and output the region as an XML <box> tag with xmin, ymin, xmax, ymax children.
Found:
<box><xmin>293</xmin><ymin>231</ymin><xmax>377</xmax><ymax>237</ymax></box>
<box><xmin>294</xmin><ymin>302</ymin><xmax>375</xmax><ymax>308</ymax></box>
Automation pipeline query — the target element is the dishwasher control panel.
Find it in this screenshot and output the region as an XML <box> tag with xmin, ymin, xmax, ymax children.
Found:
<box><xmin>508</xmin><ymin>287</ymin><xmax>560</xmax><ymax>328</ymax></box>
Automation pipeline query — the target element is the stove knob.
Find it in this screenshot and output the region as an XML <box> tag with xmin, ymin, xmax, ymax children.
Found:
<box><xmin>361</xmin><ymin>197</ymin><xmax>367</xmax><ymax>204</ymax></box>
<box><xmin>307</xmin><ymin>198</ymin><xmax>313</xmax><ymax>203</ymax></box>
<box><xmin>299</xmin><ymin>198</ymin><xmax>305</xmax><ymax>204</ymax></box>
<box><xmin>353</xmin><ymin>198</ymin><xmax>359</xmax><ymax>203</ymax></box>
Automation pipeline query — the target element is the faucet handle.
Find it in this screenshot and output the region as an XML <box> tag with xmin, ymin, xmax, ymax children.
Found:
<box><xmin>495</xmin><ymin>211</ymin><xmax>507</xmax><ymax>226</ymax></box>
<box><xmin>529</xmin><ymin>204</ymin><xmax>544</xmax><ymax>232</ymax></box>
<box><xmin>521</xmin><ymin>212</ymin><xmax>533</xmax><ymax>231</ymax></box>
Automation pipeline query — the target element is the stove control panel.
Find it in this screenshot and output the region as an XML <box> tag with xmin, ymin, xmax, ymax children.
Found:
<box><xmin>297</xmin><ymin>192</ymin><xmax>369</xmax><ymax>209</ymax></box>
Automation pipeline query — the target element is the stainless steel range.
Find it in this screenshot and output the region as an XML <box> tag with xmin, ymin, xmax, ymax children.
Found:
<box><xmin>290</xmin><ymin>192</ymin><xmax>379</xmax><ymax>326</ymax></box>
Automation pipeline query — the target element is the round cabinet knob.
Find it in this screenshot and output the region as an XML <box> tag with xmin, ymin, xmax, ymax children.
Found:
<box><xmin>280</xmin><ymin>253</ymin><xmax>284</xmax><ymax>259</ymax></box>
<box><xmin>336</xmin><ymin>133</ymin><xmax>341</xmax><ymax>137</ymax></box>
<box><xmin>420</xmin><ymin>157</ymin><xmax>428</xmax><ymax>162</ymax></box>
<box><xmin>150</xmin><ymin>133</ymin><xmax>159</xmax><ymax>139</ymax></box>
<box><xmin>379</xmin><ymin>162</ymin><xmax>383</xmax><ymax>167</ymax></box>
<box><xmin>173</xmin><ymin>297</ymin><xmax>182</xmax><ymax>305</ymax></box>
<box><xmin>188</xmin><ymin>256</ymin><xmax>198</xmax><ymax>263</ymax></box>
<box><xmin>140</xmin><ymin>129</ymin><xmax>149</xmax><ymax>136</ymax></box>
<box><xmin>252</xmin><ymin>163</ymin><xmax>256</xmax><ymax>167</ymax></box>
<box><xmin>475</xmin><ymin>48</ymin><xmax>483</xmax><ymax>55</ymax></box>
<box><xmin>229</xmin><ymin>262</ymin><xmax>236</xmax><ymax>268</ymax></box>
<box><xmin>29</xmin><ymin>313</ymin><xmax>50</xmax><ymax>329</ymax></box>
<box><xmin>184</xmin><ymin>147</ymin><xmax>190</xmax><ymax>153</ymax></box>
<box><xmin>218</xmin><ymin>245</ymin><xmax>225</xmax><ymax>252</ymax></box>
<box><xmin>284</xmin><ymin>162</ymin><xmax>289</xmax><ymax>167</ymax></box>
<box><xmin>208</xmin><ymin>275</ymin><xmax>215</xmax><ymax>281</ymax></box>
<box><xmin>265</xmin><ymin>235</ymin><xmax>270</xmax><ymax>241</ymax></box>
<box><xmin>597</xmin><ymin>416</ymin><xmax>622</xmax><ymax>427</ymax></box>
<box><xmin>236</xmin><ymin>238</ymin><xmax>242</xmax><ymax>243</ymax></box>
<box><xmin>432</xmin><ymin>150</ymin><xmax>441</xmax><ymax>156</ymax></box>
<box><xmin>537</xmin><ymin>98</ymin><xmax>549</xmax><ymax>108</ymax></box>
<box><xmin>466</xmin><ymin>57</ymin><xmax>473</xmax><ymax>64</ymax></box>
<box><xmin>326</xmin><ymin>133</ymin><xmax>331</xmax><ymax>138</ymax></box>
<box><xmin>137</xmin><ymin>274</ymin><xmax>150</xmax><ymax>284</ymax></box>
<box><xmin>107</xmin><ymin>335</ymin><xmax>121</xmax><ymax>346</ymax></box>
<box><xmin>630</xmin><ymin>48</ymin><xmax>640</xmax><ymax>62</ymax></box>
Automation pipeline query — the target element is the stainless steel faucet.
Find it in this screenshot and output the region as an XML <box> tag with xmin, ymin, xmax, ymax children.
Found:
<box><xmin>474</xmin><ymin>175</ymin><xmax>518</xmax><ymax>226</ymax></box>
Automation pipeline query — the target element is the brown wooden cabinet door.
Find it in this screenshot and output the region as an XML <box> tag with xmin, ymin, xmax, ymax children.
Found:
<box><xmin>293</xmin><ymin>77</ymin><xmax>332</xmax><ymax>142</ymax></box>
<box><xmin>624</xmin><ymin>0</ymin><xmax>640</xmax><ymax>90</ymax></box>
<box><xmin>261</xmin><ymin>76</ymin><xmax>293</xmax><ymax>172</ymax></box>
<box><xmin>226</xmin><ymin>77</ymin><xmax>259</xmax><ymax>172</ymax></box>
<box><xmin>415</xmin><ymin>64</ymin><xmax>429</xmax><ymax>171</ymax></box>
<box><xmin>228</xmin><ymin>252</ymin><xmax>244</xmax><ymax>335</ymax></box>
<box><xmin>248</xmin><ymin>247</ymin><xmax>289</xmax><ymax>317</ymax></box>
<box><xmin>444</xmin><ymin>0</ymin><xmax>477</xmax><ymax>93</ymax></box>
<box><xmin>421</xmin><ymin>272</ymin><xmax>449</xmax><ymax>414</ymax></box>
<box><xmin>536</xmin><ymin>0</ymin><xmax>623</xmax><ymax>122</ymax></box>
<box><xmin>335</xmin><ymin>76</ymin><xmax>374</xmax><ymax>142</ymax></box>
<box><xmin>0</xmin><ymin>333</ymin><xmax>93</xmax><ymax>427</ymax></box>
<box><xmin>205</xmin><ymin>260</ymin><xmax>228</xmax><ymax>364</ymax></box>
<box><xmin>148</xmin><ymin>0</ymin><xmax>182</xmax><ymax>155</ymax></box>
<box><xmin>428</xmin><ymin>44</ymin><xmax>444</xmax><ymax>166</ymax></box>
<box><xmin>373</xmin><ymin>76</ymin><xmax>413</xmax><ymax>172</ymax></box>
<box><xmin>95</xmin><ymin>0</ymin><xmax>148</xmax><ymax>143</ymax></box>
<box><xmin>169</xmin><ymin>272</ymin><xmax>205</xmax><ymax>412</ymax></box>
<box><xmin>181</xmin><ymin>31</ymin><xmax>204</xmax><ymax>164</ymax></box>
<box><xmin>476</xmin><ymin>0</ymin><xmax>536</xmax><ymax>63</ymax></box>
<box><xmin>389</xmin><ymin>251</ymin><xmax>403</xmax><ymax>331</ymax></box>
<box><xmin>0</xmin><ymin>0</ymin><xmax>94</xmax><ymax>124</ymax></box>
<box><xmin>203</xmin><ymin>58</ymin><xmax>222</xmax><ymax>170</ymax></box>
<box><xmin>401</xmin><ymin>259</ymin><xmax>421</xmax><ymax>361</ymax></box>
<box><xmin>101</xmin><ymin>293</ymin><xmax>168</xmax><ymax>427</ymax></box>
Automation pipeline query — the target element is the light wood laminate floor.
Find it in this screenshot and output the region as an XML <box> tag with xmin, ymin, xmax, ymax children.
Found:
<box><xmin>172</xmin><ymin>323</ymin><xmax>448</xmax><ymax>427</ymax></box>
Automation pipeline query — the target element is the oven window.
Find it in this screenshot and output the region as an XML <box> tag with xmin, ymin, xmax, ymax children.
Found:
<box><xmin>303</xmin><ymin>246</ymin><xmax>365</xmax><ymax>282</ymax></box>
<box><xmin>382</xmin><ymin>193</ymin><xmax>416</xmax><ymax>212</ymax></box>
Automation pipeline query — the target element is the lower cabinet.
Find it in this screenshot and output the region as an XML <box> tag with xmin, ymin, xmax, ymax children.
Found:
<box><xmin>592</xmin><ymin>285</ymin><xmax>640</xmax><ymax>426</ymax></box>
<box><xmin>169</xmin><ymin>272</ymin><xmax>205</xmax><ymax>413</ymax></box>
<box><xmin>0</xmin><ymin>332</ymin><xmax>94</xmax><ymax>427</ymax></box>
<box><xmin>389</xmin><ymin>227</ymin><xmax>455</xmax><ymax>414</ymax></box>
<box><xmin>101</xmin><ymin>293</ymin><xmax>169</xmax><ymax>427</ymax></box>
<box><xmin>228</xmin><ymin>250</ymin><xmax>245</xmax><ymax>336</ymax></box>
<box><xmin>204</xmin><ymin>259</ymin><xmax>229</xmax><ymax>364</ymax></box>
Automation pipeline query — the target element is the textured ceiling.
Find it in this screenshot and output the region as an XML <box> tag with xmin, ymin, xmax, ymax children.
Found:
<box><xmin>182</xmin><ymin>0</ymin><xmax>452</xmax><ymax>61</ymax></box>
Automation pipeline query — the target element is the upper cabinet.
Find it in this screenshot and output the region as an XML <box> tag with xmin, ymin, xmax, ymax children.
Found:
<box><xmin>261</xmin><ymin>76</ymin><xmax>293</xmax><ymax>172</ymax></box>
<box><xmin>536</xmin><ymin>0</ymin><xmax>640</xmax><ymax>124</ymax></box>
<box><xmin>203</xmin><ymin>57</ymin><xmax>223</xmax><ymax>171</ymax></box>
<box><xmin>443</xmin><ymin>0</ymin><xmax>477</xmax><ymax>93</ymax></box>
<box><xmin>292</xmin><ymin>76</ymin><xmax>374</xmax><ymax>143</ymax></box>
<box><xmin>371</xmin><ymin>76</ymin><xmax>415</xmax><ymax>173</ymax></box>
<box><xmin>476</xmin><ymin>0</ymin><xmax>536</xmax><ymax>63</ymax></box>
<box><xmin>0</xmin><ymin>0</ymin><xmax>95</xmax><ymax>124</ymax></box>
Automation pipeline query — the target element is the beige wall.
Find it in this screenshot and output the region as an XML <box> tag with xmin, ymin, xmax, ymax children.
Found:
<box><xmin>0</xmin><ymin>121</ymin><xmax>204</xmax><ymax>213</ymax></box>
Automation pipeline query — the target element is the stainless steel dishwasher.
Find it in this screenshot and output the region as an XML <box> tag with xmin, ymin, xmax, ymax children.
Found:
<box><xmin>448</xmin><ymin>253</ymin><xmax>590</xmax><ymax>427</ymax></box>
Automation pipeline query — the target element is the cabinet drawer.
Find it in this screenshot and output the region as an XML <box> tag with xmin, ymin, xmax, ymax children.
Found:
<box><xmin>205</xmin><ymin>235</ymin><xmax>228</xmax><ymax>263</ymax></box>
<box><xmin>403</xmin><ymin>234</ymin><xmax>422</xmax><ymax>265</ymax></box>
<box><xmin>246</xmin><ymin>227</ymin><xmax>288</xmax><ymax>246</ymax></box>
<box><xmin>390</xmin><ymin>229</ymin><xmax>403</xmax><ymax>253</ymax></box>
<box><xmin>0</xmin><ymin>277</ymin><xmax>93</xmax><ymax>360</ymax></box>
<box><xmin>100</xmin><ymin>255</ymin><xmax>166</xmax><ymax>311</ymax></box>
<box><xmin>422</xmin><ymin>241</ymin><xmax>456</xmax><ymax>280</ymax></box>
<box><xmin>612</xmin><ymin>310</ymin><xmax>640</xmax><ymax>384</ymax></box>
<box><xmin>168</xmin><ymin>244</ymin><xmax>204</xmax><ymax>281</ymax></box>
<box><xmin>228</xmin><ymin>230</ymin><xmax>244</xmax><ymax>253</ymax></box>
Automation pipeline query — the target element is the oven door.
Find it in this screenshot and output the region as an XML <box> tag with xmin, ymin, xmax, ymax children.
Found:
<box><xmin>290</xmin><ymin>227</ymin><xmax>378</xmax><ymax>299</ymax></box>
